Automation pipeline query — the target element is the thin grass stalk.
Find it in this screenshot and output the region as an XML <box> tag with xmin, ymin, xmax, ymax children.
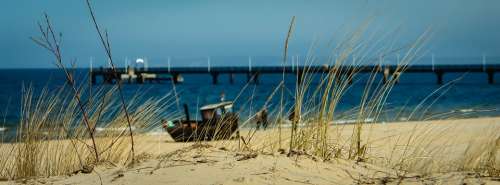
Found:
<box><xmin>85</xmin><ymin>0</ymin><xmax>136</xmax><ymax>162</ymax></box>
<box><xmin>282</xmin><ymin>16</ymin><xmax>296</xmax><ymax>152</ymax></box>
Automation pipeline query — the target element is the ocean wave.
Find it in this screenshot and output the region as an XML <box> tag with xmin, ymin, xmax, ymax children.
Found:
<box><xmin>95</xmin><ymin>126</ymin><xmax>137</xmax><ymax>132</ymax></box>
<box><xmin>455</xmin><ymin>108</ymin><xmax>496</xmax><ymax>113</ymax></box>
<box><xmin>459</xmin><ymin>109</ymin><xmax>474</xmax><ymax>113</ymax></box>
<box><xmin>331</xmin><ymin>118</ymin><xmax>375</xmax><ymax>124</ymax></box>
<box><xmin>278</xmin><ymin>118</ymin><xmax>375</xmax><ymax>128</ymax></box>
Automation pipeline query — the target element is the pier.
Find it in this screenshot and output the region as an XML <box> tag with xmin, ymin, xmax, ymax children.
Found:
<box><xmin>90</xmin><ymin>64</ymin><xmax>500</xmax><ymax>85</ymax></box>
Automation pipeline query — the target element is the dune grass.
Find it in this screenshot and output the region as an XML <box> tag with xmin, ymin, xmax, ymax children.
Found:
<box><xmin>0</xmin><ymin>85</ymin><xmax>177</xmax><ymax>179</ymax></box>
<box><xmin>216</xmin><ymin>16</ymin><xmax>499</xmax><ymax>179</ymax></box>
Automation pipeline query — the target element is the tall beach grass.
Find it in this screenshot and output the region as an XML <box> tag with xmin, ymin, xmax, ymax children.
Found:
<box><xmin>0</xmin><ymin>1</ymin><xmax>498</xmax><ymax>181</ymax></box>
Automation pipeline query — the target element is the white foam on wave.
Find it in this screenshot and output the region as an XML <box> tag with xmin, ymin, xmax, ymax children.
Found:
<box><xmin>95</xmin><ymin>126</ymin><xmax>137</xmax><ymax>132</ymax></box>
<box><xmin>458</xmin><ymin>109</ymin><xmax>474</xmax><ymax>113</ymax></box>
<box><xmin>279</xmin><ymin>118</ymin><xmax>376</xmax><ymax>128</ymax></box>
<box><xmin>331</xmin><ymin>118</ymin><xmax>374</xmax><ymax>124</ymax></box>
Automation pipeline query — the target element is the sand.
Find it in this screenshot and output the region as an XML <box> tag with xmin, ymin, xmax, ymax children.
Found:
<box><xmin>2</xmin><ymin>117</ymin><xmax>500</xmax><ymax>185</ymax></box>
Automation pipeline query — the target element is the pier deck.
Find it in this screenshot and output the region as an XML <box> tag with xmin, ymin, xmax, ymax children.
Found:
<box><xmin>90</xmin><ymin>64</ymin><xmax>500</xmax><ymax>85</ymax></box>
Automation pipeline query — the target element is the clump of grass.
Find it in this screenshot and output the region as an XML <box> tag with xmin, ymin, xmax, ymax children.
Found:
<box><xmin>272</xmin><ymin>19</ymin><xmax>429</xmax><ymax>162</ymax></box>
<box><xmin>467</xmin><ymin>134</ymin><xmax>499</xmax><ymax>176</ymax></box>
<box><xmin>0</xmin><ymin>85</ymin><xmax>175</xmax><ymax>179</ymax></box>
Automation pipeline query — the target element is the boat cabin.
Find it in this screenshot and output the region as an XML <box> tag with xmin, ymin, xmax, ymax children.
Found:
<box><xmin>200</xmin><ymin>101</ymin><xmax>234</xmax><ymax>121</ymax></box>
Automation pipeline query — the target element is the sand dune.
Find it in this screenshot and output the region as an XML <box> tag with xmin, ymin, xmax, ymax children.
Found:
<box><xmin>2</xmin><ymin>117</ymin><xmax>499</xmax><ymax>185</ymax></box>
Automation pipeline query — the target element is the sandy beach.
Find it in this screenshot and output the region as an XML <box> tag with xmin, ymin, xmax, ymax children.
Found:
<box><xmin>2</xmin><ymin>117</ymin><xmax>497</xmax><ymax>185</ymax></box>
<box><xmin>3</xmin><ymin>0</ymin><xmax>500</xmax><ymax>184</ymax></box>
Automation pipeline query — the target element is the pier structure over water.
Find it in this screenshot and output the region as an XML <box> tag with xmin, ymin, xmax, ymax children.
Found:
<box><xmin>90</xmin><ymin>64</ymin><xmax>500</xmax><ymax>85</ymax></box>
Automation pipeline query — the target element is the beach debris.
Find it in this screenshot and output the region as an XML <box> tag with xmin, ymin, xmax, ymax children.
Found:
<box><xmin>82</xmin><ymin>165</ymin><xmax>94</xmax><ymax>174</ymax></box>
<box><xmin>233</xmin><ymin>176</ymin><xmax>246</xmax><ymax>182</ymax></box>
<box><xmin>196</xmin><ymin>159</ymin><xmax>217</xmax><ymax>163</ymax></box>
<box><xmin>111</xmin><ymin>171</ymin><xmax>124</xmax><ymax>182</ymax></box>
<box><xmin>72</xmin><ymin>164</ymin><xmax>94</xmax><ymax>174</ymax></box>
<box><xmin>287</xmin><ymin>149</ymin><xmax>306</xmax><ymax>157</ymax></box>
<box><xmin>286</xmin><ymin>150</ymin><xmax>320</xmax><ymax>161</ymax></box>
<box><xmin>277</xmin><ymin>148</ymin><xmax>286</xmax><ymax>154</ymax></box>
<box><xmin>251</xmin><ymin>172</ymin><xmax>270</xmax><ymax>176</ymax></box>
<box><xmin>191</xmin><ymin>143</ymin><xmax>212</xmax><ymax>149</ymax></box>
<box><xmin>236</xmin><ymin>153</ymin><xmax>258</xmax><ymax>161</ymax></box>
<box><xmin>283</xmin><ymin>177</ymin><xmax>313</xmax><ymax>185</ymax></box>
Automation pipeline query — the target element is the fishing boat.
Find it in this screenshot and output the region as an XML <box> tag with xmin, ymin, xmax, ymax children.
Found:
<box><xmin>162</xmin><ymin>101</ymin><xmax>239</xmax><ymax>142</ymax></box>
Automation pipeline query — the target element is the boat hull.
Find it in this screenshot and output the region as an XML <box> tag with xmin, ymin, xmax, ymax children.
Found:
<box><xmin>165</xmin><ymin>115</ymin><xmax>239</xmax><ymax>142</ymax></box>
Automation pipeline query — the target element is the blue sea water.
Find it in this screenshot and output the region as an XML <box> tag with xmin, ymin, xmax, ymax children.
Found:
<box><xmin>1</xmin><ymin>60</ymin><xmax>500</xmax><ymax>135</ymax></box>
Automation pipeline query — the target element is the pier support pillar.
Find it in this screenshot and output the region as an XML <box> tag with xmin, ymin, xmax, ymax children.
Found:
<box><xmin>487</xmin><ymin>71</ymin><xmax>494</xmax><ymax>84</ymax></box>
<box><xmin>172</xmin><ymin>73</ymin><xmax>180</xmax><ymax>84</ymax></box>
<box><xmin>253</xmin><ymin>72</ymin><xmax>260</xmax><ymax>85</ymax></box>
<box><xmin>346</xmin><ymin>69</ymin><xmax>354</xmax><ymax>85</ymax></box>
<box><xmin>137</xmin><ymin>73</ymin><xmax>144</xmax><ymax>84</ymax></box>
<box><xmin>297</xmin><ymin>70</ymin><xmax>304</xmax><ymax>85</ymax></box>
<box><xmin>127</xmin><ymin>75</ymin><xmax>132</xmax><ymax>84</ymax></box>
<box><xmin>347</xmin><ymin>76</ymin><xmax>353</xmax><ymax>85</ymax></box>
<box><xmin>435</xmin><ymin>71</ymin><xmax>444</xmax><ymax>85</ymax></box>
<box><xmin>393</xmin><ymin>71</ymin><xmax>401</xmax><ymax>84</ymax></box>
<box><xmin>229</xmin><ymin>73</ymin><xmax>235</xmax><ymax>84</ymax></box>
<box><xmin>247</xmin><ymin>72</ymin><xmax>260</xmax><ymax>84</ymax></box>
<box><xmin>334</xmin><ymin>72</ymin><xmax>342</xmax><ymax>84</ymax></box>
<box><xmin>211</xmin><ymin>72</ymin><xmax>219</xmax><ymax>85</ymax></box>
<box><xmin>91</xmin><ymin>73</ymin><xmax>96</xmax><ymax>85</ymax></box>
<box><xmin>104</xmin><ymin>74</ymin><xmax>113</xmax><ymax>84</ymax></box>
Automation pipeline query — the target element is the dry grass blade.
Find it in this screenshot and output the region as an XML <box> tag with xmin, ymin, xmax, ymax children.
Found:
<box><xmin>85</xmin><ymin>0</ymin><xmax>136</xmax><ymax>163</ymax></box>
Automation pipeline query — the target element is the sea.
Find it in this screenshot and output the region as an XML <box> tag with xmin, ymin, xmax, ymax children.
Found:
<box><xmin>1</xmin><ymin>56</ymin><xmax>500</xmax><ymax>137</ymax></box>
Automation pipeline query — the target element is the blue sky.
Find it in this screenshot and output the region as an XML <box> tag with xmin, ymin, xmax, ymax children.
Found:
<box><xmin>1</xmin><ymin>0</ymin><xmax>499</xmax><ymax>68</ymax></box>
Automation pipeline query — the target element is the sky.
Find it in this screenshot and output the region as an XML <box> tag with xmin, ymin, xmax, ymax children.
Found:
<box><xmin>0</xmin><ymin>0</ymin><xmax>499</xmax><ymax>68</ymax></box>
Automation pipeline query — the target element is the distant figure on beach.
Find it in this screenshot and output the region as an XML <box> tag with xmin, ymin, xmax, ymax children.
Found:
<box><xmin>288</xmin><ymin>110</ymin><xmax>296</xmax><ymax>122</ymax></box>
<box><xmin>220</xmin><ymin>92</ymin><xmax>225</xmax><ymax>102</ymax></box>
<box><xmin>255</xmin><ymin>108</ymin><xmax>268</xmax><ymax>130</ymax></box>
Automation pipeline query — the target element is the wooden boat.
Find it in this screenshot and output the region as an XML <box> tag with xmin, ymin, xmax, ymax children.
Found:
<box><xmin>162</xmin><ymin>101</ymin><xmax>239</xmax><ymax>142</ymax></box>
